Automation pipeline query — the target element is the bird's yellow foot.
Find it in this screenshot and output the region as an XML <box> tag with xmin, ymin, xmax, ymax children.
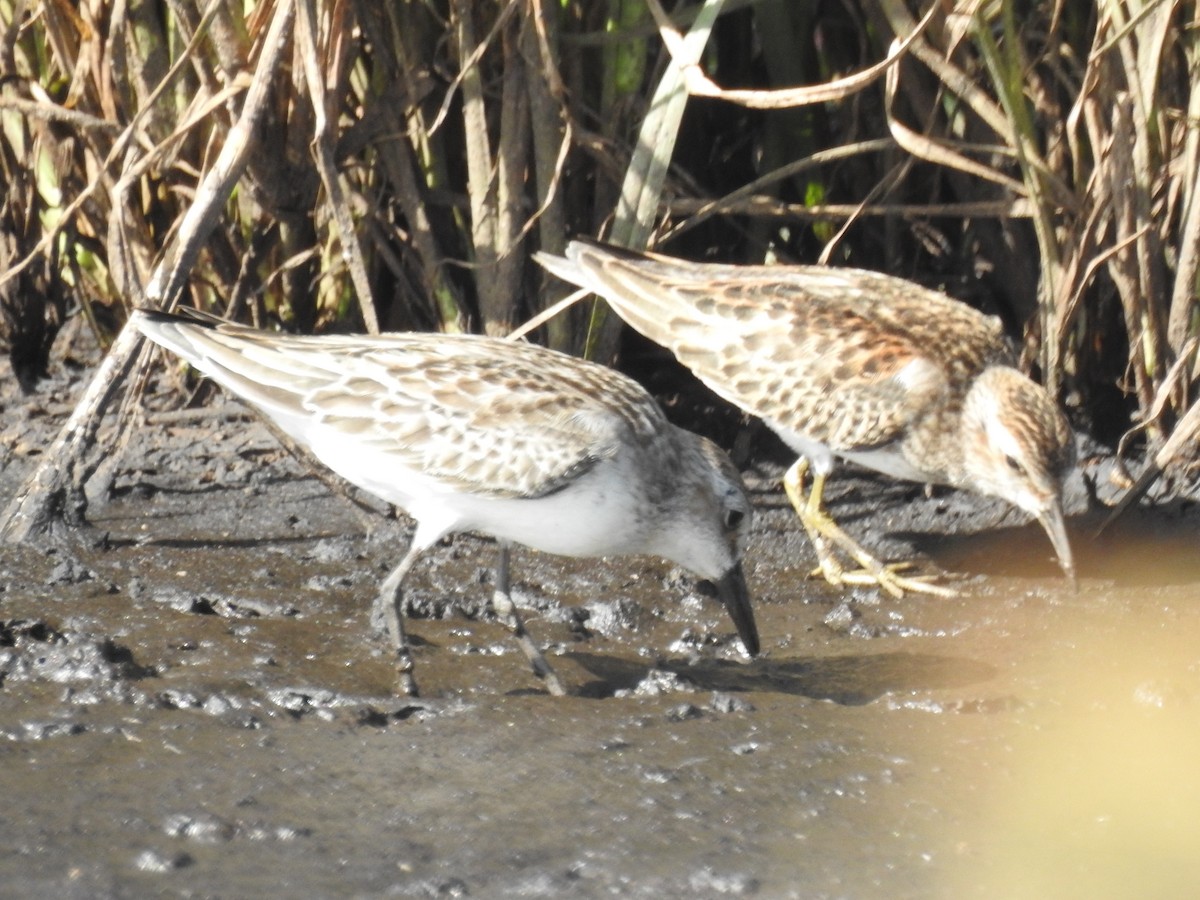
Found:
<box><xmin>785</xmin><ymin>458</ymin><xmax>956</xmax><ymax>598</ymax></box>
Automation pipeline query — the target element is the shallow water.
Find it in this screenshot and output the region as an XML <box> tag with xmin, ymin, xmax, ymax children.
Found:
<box><xmin>3</xmin><ymin>378</ymin><xmax>1200</xmax><ymax>898</ymax></box>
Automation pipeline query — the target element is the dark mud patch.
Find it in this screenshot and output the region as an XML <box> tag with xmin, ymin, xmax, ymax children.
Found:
<box><xmin>4</xmin><ymin>325</ymin><xmax>1200</xmax><ymax>897</ymax></box>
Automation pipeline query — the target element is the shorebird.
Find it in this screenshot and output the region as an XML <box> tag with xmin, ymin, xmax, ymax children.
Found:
<box><xmin>536</xmin><ymin>240</ymin><xmax>1076</xmax><ymax>596</ymax></box>
<box><xmin>130</xmin><ymin>308</ymin><xmax>759</xmax><ymax>696</ymax></box>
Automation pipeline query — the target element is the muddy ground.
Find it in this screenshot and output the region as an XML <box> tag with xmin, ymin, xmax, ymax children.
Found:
<box><xmin>3</xmin><ymin>319</ymin><xmax>1200</xmax><ymax>899</ymax></box>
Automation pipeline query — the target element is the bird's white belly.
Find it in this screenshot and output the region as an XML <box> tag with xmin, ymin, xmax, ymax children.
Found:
<box><xmin>767</xmin><ymin>420</ymin><xmax>930</xmax><ymax>483</ymax></box>
<box><xmin>766</xmin><ymin>422</ymin><xmax>837</xmax><ymax>474</ymax></box>
<box><xmin>838</xmin><ymin>447</ymin><xmax>931</xmax><ymax>484</ymax></box>
<box><xmin>436</xmin><ymin>477</ymin><xmax>641</xmax><ymax>559</ymax></box>
<box><xmin>297</xmin><ymin>423</ymin><xmax>647</xmax><ymax>559</ymax></box>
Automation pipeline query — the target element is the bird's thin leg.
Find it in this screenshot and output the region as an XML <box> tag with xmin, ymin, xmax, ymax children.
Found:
<box><xmin>489</xmin><ymin>544</ymin><xmax>566</xmax><ymax>696</ymax></box>
<box><xmin>783</xmin><ymin>458</ymin><xmax>956</xmax><ymax>598</ymax></box>
<box><xmin>784</xmin><ymin>458</ymin><xmax>842</xmax><ymax>582</ymax></box>
<box><xmin>375</xmin><ymin>542</ymin><xmax>425</xmax><ymax>697</ymax></box>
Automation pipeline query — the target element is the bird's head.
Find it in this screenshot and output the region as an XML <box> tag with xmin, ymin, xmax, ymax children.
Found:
<box><xmin>961</xmin><ymin>367</ymin><xmax>1076</xmax><ymax>583</ymax></box>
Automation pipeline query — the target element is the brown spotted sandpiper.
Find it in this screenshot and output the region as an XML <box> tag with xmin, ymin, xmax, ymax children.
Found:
<box><xmin>537</xmin><ymin>240</ymin><xmax>1075</xmax><ymax>597</ymax></box>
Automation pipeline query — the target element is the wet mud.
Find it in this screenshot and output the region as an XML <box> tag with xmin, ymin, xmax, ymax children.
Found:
<box><xmin>3</xmin><ymin>326</ymin><xmax>1200</xmax><ymax>898</ymax></box>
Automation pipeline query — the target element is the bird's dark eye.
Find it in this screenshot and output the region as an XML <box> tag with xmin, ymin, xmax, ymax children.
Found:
<box><xmin>1005</xmin><ymin>454</ymin><xmax>1023</xmax><ymax>473</ymax></box>
<box><xmin>725</xmin><ymin>509</ymin><xmax>745</xmax><ymax>530</ymax></box>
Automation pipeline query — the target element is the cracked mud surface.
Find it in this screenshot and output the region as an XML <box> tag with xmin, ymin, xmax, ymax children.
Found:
<box><xmin>3</xmin><ymin>322</ymin><xmax>1200</xmax><ymax>898</ymax></box>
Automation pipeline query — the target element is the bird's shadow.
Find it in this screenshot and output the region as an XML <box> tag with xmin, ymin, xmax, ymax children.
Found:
<box><xmin>102</xmin><ymin>534</ymin><xmax>347</xmax><ymax>550</ymax></box>
<box><xmin>565</xmin><ymin>650</ymin><xmax>997</xmax><ymax>706</ymax></box>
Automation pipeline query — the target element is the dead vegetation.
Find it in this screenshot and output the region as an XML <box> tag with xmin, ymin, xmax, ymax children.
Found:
<box><xmin>2</xmin><ymin>0</ymin><xmax>1199</xmax><ymax>537</ymax></box>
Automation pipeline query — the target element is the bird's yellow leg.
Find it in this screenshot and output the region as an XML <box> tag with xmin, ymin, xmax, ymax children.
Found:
<box><xmin>782</xmin><ymin>458</ymin><xmax>955</xmax><ymax>598</ymax></box>
<box><xmin>784</xmin><ymin>458</ymin><xmax>847</xmax><ymax>586</ymax></box>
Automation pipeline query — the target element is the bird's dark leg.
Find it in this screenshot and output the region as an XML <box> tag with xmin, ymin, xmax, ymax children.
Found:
<box><xmin>490</xmin><ymin>543</ymin><xmax>566</xmax><ymax>696</ymax></box>
<box><xmin>375</xmin><ymin>542</ymin><xmax>424</xmax><ymax>697</ymax></box>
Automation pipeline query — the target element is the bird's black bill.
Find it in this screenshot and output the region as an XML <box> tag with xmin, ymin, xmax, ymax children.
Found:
<box><xmin>714</xmin><ymin>562</ymin><xmax>759</xmax><ymax>657</ymax></box>
<box><xmin>1037</xmin><ymin>503</ymin><xmax>1077</xmax><ymax>591</ymax></box>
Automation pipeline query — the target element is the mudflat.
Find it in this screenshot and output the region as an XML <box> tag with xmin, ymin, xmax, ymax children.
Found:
<box><xmin>2</xmin><ymin>322</ymin><xmax>1198</xmax><ymax>898</ymax></box>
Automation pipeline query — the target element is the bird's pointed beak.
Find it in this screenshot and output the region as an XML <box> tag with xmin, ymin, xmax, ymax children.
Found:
<box><xmin>714</xmin><ymin>562</ymin><xmax>760</xmax><ymax>656</ymax></box>
<box><xmin>1037</xmin><ymin>502</ymin><xmax>1076</xmax><ymax>589</ymax></box>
